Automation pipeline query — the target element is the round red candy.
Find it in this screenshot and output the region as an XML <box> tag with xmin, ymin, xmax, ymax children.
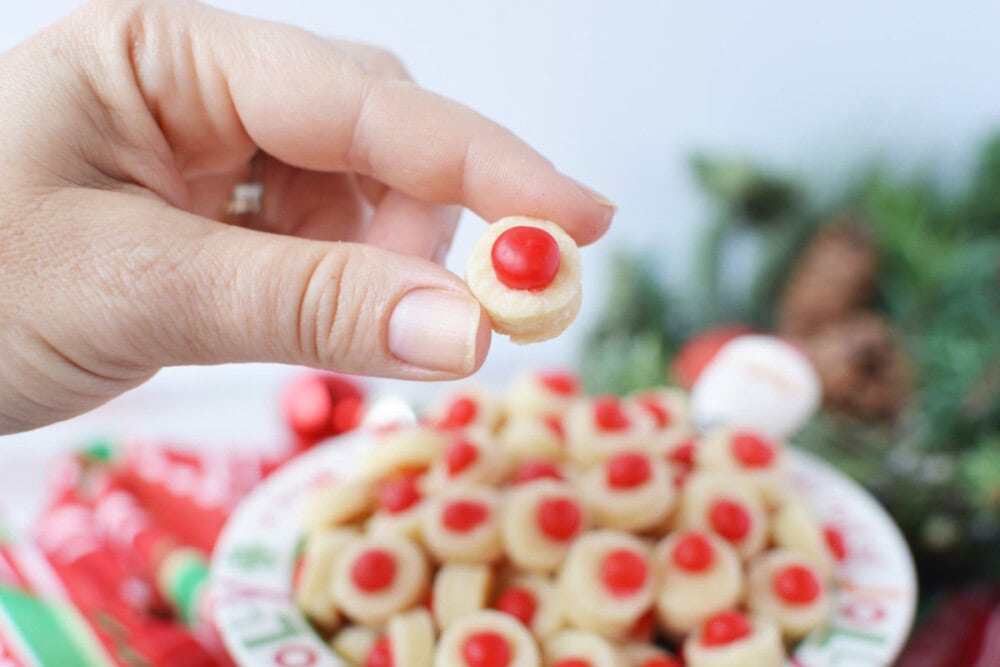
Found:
<box><xmin>538</xmin><ymin>371</ymin><xmax>579</xmax><ymax>396</ymax></box>
<box><xmin>514</xmin><ymin>461</ymin><xmax>564</xmax><ymax>484</ymax></box>
<box><xmin>773</xmin><ymin>564</ymin><xmax>821</xmax><ymax>605</ymax></box>
<box><xmin>635</xmin><ymin>395</ymin><xmax>671</xmax><ymax>429</ymax></box>
<box><xmin>536</xmin><ymin>497</ymin><xmax>582</xmax><ymax>542</ymax></box>
<box><xmin>491</xmin><ymin>226</ymin><xmax>561</xmax><ymax>291</ymax></box>
<box><xmin>446</xmin><ymin>439</ymin><xmax>480</xmax><ymax>476</ymax></box>
<box><xmin>731</xmin><ymin>433</ymin><xmax>776</xmax><ymax>468</ymax></box>
<box><xmin>351</xmin><ymin>549</ymin><xmax>397</xmax><ymax>593</ymax></box>
<box><xmin>671</xmin><ymin>533</ymin><xmax>715</xmax><ymax>572</ymax></box>
<box><xmin>495</xmin><ymin>587</ymin><xmax>537</xmax><ymax>626</ymax></box>
<box><xmin>462</xmin><ymin>631</ymin><xmax>512</xmax><ymax>667</ymax></box>
<box><xmin>701</xmin><ymin>610</ymin><xmax>752</xmax><ymax>647</ymax></box>
<box><xmin>593</xmin><ymin>396</ymin><xmax>630</xmax><ymax>431</ymax></box>
<box><xmin>442</xmin><ymin>500</ymin><xmax>490</xmax><ymax>532</ymax></box>
<box><xmin>601</xmin><ymin>549</ymin><xmax>647</xmax><ymax>597</ymax></box>
<box><xmin>440</xmin><ymin>397</ymin><xmax>478</xmax><ymax>429</ymax></box>
<box><xmin>668</xmin><ymin>438</ymin><xmax>696</xmax><ymax>466</ymax></box>
<box><xmin>709</xmin><ymin>499</ymin><xmax>751</xmax><ymax>542</ymax></box>
<box><xmin>379</xmin><ymin>475</ymin><xmax>421</xmax><ymax>514</ymax></box>
<box><xmin>606</xmin><ymin>452</ymin><xmax>652</xmax><ymax>489</ymax></box>
<box><xmin>365</xmin><ymin>638</ymin><xmax>393</xmax><ymax>667</ymax></box>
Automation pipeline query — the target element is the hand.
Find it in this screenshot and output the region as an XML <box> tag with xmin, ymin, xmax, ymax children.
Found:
<box><xmin>0</xmin><ymin>0</ymin><xmax>613</xmax><ymax>434</ymax></box>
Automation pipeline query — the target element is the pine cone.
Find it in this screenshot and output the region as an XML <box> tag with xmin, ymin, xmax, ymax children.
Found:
<box><xmin>778</xmin><ymin>218</ymin><xmax>877</xmax><ymax>338</ymax></box>
<box><xmin>803</xmin><ymin>312</ymin><xmax>910</xmax><ymax>419</ymax></box>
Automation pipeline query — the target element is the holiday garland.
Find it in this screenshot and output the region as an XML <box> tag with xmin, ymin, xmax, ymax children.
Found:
<box><xmin>580</xmin><ymin>133</ymin><xmax>1000</xmax><ymax>588</ymax></box>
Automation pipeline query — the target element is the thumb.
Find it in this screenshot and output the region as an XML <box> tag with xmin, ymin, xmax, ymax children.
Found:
<box><xmin>106</xmin><ymin>195</ymin><xmax>491</xmax><ymax>380</ymax></box>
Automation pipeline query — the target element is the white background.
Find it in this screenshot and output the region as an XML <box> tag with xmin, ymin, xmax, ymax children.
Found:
<box><xmin>2</xmin><ymin>1</ymin><xmax>1000</xmax><ymax>527</ymax></box>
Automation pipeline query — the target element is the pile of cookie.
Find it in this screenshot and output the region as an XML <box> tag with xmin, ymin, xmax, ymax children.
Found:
<box><xmin>294</xmin><ymin>371</ymin><xmax>844</xmax><ymax>667</ymax></box>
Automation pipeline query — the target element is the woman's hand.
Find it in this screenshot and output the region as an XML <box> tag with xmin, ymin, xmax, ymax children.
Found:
<box><xmin>0</xmin><ymin>0</ymin><xmax>613</xmax><ymax>434</ymax></box>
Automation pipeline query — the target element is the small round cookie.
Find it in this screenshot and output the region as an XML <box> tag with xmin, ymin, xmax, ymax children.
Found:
<box><xmin>295</xmin><ymin>527</ymin><xmax>360</xmax><ymax>630</ymax></box>
<box><xmin>430</xmin><ymin>384</ymin><xmax>503</xmax><ymax>432</ymax></box>
<box><xmin>695</xmin><ymin>428</ymin><xmax>786</xmax><ymax>506</ymax></box>
<box><xmin>367</xmin><ymin>474</ymin><xmax>425</xmax><ymax>541</ymax></box>
<box><xmin>466</xmin><ymin>217</ymin><xmax>582</xmax><ymax>344</ymax></box>
<box><xmin>504</xmin><ymin>370</ymin><xmax>582</xmax><ymax>418</ymax></box>
<box><xmin>683</xmin><ymin>611</ymin><xmax>786</xmax><ymax>667</ymax></box>
<box><xmin>630</xmin><ymin>388</ymin><xmax>690</xmax><ymax>441</ymax></box>
<box><xmin>387</xmin><ymin>608</ymin><xmax>436</xmax><ymax>667</ymax></box>
<box><xmin>678</xmin><ymin>471</ymin><xmax>768</xmax><ymax>560</ymax></box>
<box><xmin>542</xmin><ymin>629</ymin><xmax>625</xmax><ymax>667</ymax></box>
<box><xmin>557</xmin><ymin>531</ymin><xmax>655</xmax><ymax>640</ymax></box>
<box><xmin>498</xmin><ymin>415</ymin><xmax>565</xmax><ymax>466</ymax></box>
<box><xmin>620</xmin><ymin>644</ymin><xmax>681</xmax><ymax>667</ymax></box>
<box><xmin>511</xmin><ymin>460</ymin><xmax>567</xmax><ymax>486</ymax></box>
<box><xmin>365</xmin><ymin>425</ymin><xmax>447</xmax><ymax>479</ymax></box>
<box><xmin>435</xmin><ymin>610</ymin><xmax>540</xmax><ymax>667</ymax></box>
<box><xmin>564</xmin><ymin>396</ymin><xmax>655</xmax><ymax>466</ymax></box>
<box><xmin>747</xmin><ymin>549</ymin><xmax>831</xmax><ymax>640</ymax></box>
<box><xmin>580</xmin><ymin>451</ymin><xmax>674</xmax><ymax>532</ymax></box>
<box><xmin>426</xmin><ymin>431</ymin><xmax>509</xmax><ymax>490</ymax></box>
<box><xmin>494</xmin><ymin>574</ymin><xmax>563</xmax><ymax>640</ymax></box>
<box><xmin>331</xmin><ymin>534</ymin><xmax>429</xmax><ymax>627</ymax></box>
<box><xmin>652</xmin><ymin>530</ymin><xmax>742</xmax><ymax>636</ymax></box>
<box><xmin>301</xmin><ymin>478</ymin><xmax>375</xmax><ymax>535</ymax></box>
<box><xmin>330</xmin><ymin>625</ymin><xmax>378</xmax><ymax>664</ymax></box>
<box><xmin>433</xmin><ymin>563</ymin><xmax>495</xmax><ymax>631</ymax></box>
<box><xmin>770</xmin><ymin>498</ymin><xmax>840</xmax><ymax>578</ymax></box>
<box><xmin>501</xmin><ymin>480</ymin><xmax>587</xmax><ymax>573</ymax></box>
<box><xmin>422</xmin><ymin>487</ymin><xmax>503</xmax><ymax>564</ymax></box>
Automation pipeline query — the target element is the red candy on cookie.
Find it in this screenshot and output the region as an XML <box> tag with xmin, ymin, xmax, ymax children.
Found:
<box><xmin>491</xmin><ymin>226</ymin><xmax>561</xmax><ymax>291</ymax></box>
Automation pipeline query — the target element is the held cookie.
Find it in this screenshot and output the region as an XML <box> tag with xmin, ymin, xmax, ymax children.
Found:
<box><xmin>747</xmin><ymin>550</ymin><xmax>831</xmax><ymax>640</ymax></box>
<box><xmin>435</xmin><ymin>610</ymin><xmax>540</xmax><ymax>667</ymax></box>
<box><xmin>466</xmin><ymin>217</ymin><xmax>582</xmax><ymax>343</ymax></box>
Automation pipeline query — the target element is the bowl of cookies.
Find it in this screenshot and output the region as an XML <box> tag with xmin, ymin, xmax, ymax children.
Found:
<box><xmin>210</xmin><ymin>370</ymin><xmax>916</xmax><ymax>667</ymax></box>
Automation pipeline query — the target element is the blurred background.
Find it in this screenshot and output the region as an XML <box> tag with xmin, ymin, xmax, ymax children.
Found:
<box><xmin>1</xmin><ymin>2</ymin><xmax>1000</xmax><ymax>662</ymax></box>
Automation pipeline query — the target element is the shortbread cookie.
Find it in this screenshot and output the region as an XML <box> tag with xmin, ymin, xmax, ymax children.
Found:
<box><xmin>747</xmin><ymin>550</ymin><xmax>831</xmax><ymax>640</ymax></box>
<box><xmin>564</xmin><ymin>396</ymin><xmax>655</xmax><ymax>466</ymax></box>
<box><xmin>467</xmin><ymin>217</ymin><xmax>582</xmax><ymax>343</ymax></box>
<box><xmin>367</xmin><ymin>474</ymin><xmax>425</xmax><ymax>541</ymax></box>
<box><xmin>295</xmin><ymin>527</ymin><xmax>361</xmax><ymax>630</ymax></box>
<box><xmin>365</xmin><ymin>426</ymin><xmax>447</xmax><ymax>479</ymax></box>
<box><xmin>387</xmin><ymin>608</ymin><xmax>436</xmax><ymax>667</ymax></box>
<box><xmin>511</xmin><ymin>460</ymin><xmax>567</xmax><ymax>486</ymax></box>
<box><xmin>433</xmin><ymin>563</ymin><xmax>495</xmax><ymax>631</ymax></box>
<box><xmin>430</xmin><ymin>384</ymin><xmax>503</xmax><ymax>432</ymax></box>
<box><xmin>422</xmin><ymin>487</ymin><xmax>503</xmax><ymax>564</ymax></box>
<box><xmin>504</xmin><ymin>370</ymin><xmax>582</xmax><ymax>418</ymax></box>
<box><xmin>331</xmin><ymin>534</ymin><xmax>429</xmax><ymax>627</ymax></box>
<box><xmin>652</xmin><ymin>531</ymin><xmax>742</xmax><ymax>636</ymax></box>
<box><xmin>426</xmin><ymin>431</ymin><xmax>509</xmax><ymax>490</ymax></box>
<box><xmin>683</xmin><ymin>611</ymin><xmax>785</xmax><ymax>667</ymax></box>
<box><xmin>502</xmin><ymin>480</ymin><xmax>586</xmax><ymax>573</ymax></box>
<box><xmin>695</xmin><ymin>428</ymin><xmax>786</xmax><ymax>506</ymax></box>
<box><xmin>557</xmin><ymin>531</ymin><xmax>654</xmax><ymax>640</ymax></box>
<box><xmin>770</xmin><ymin>498</ymin><xmax>840</xmax><ymax>578</ymax></box>
<box><xmin>542</xmin><ymin>629</ymin><xmax>626</xmax><ymax>667</ymax></box>
<box><xmin>301</xmin><ymin>479</ymin><xmax>375</xmax><ymax>535</ymax></box>
<box><xmin>498</xmin><ymin>415</ymin><xmax>565</xmax><ymax>466</ymax></box>
<box><xmin>678</xmin><ymin>472</ymin><xmax>768</xmax><ymax>560</ymax></box>
<box><xmin>435</xmin><ymin>610</ymin><xmax>540</xmax><ymax>667</ymax></box>
<box><xmin>494</xmin><ymin>574</ymin><xmax>563</xmax><ymax>640</ymax></box>
<box><xmin>581</xmin><ymin>451</ymin><xmax>674</xmax><ymax>532</ymax></box>
<box><xmin>330</xmin><ymin>625</ymin><xmax>378</xmax><ymax>664</ymax></box>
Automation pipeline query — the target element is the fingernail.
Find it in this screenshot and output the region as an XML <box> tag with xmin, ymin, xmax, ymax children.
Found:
<box><xmin>389</xmin><ymin>289</ymin><xmax>489</xmax><ymax>373</ymax></box>
<box><xmin>584</xmin><ymin>186</ymin><xmax>616</xmax><ymax>211</ymax></box>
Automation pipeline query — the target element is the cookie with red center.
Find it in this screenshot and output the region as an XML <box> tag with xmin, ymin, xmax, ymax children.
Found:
<box><xmin>580</xmin><ymin>451</ymin><xmax>674</xmax><ymax>531</ymax></box>
<box><xmin>504</xmin><ymin>370</ymin><xmax>582</xmax><ymax>419</ymax></box>
<box><xmin>629</xmin><ymin>388</ymin><xmax>691</xmax><ymax>451</ymax></box>
<box><xmin>432</xmin><ymin>563</ymin><xmax>495</xmax><ymax>631</ymax></box>
<box><xmin>367</xmin><ymin>475</ymin><xmax>425</xmax><ymax>541</ymax></box>
<box><xmin>542</xmin><ymin>629</ymin><xmax>625</xmax><ymax>667</ymax></box>
<box><xmin>331</xmin><ymin>534</ymin><xmax>429</xmax><ymax>627</ymax></box>
<box><xmin>498</xmin><ymin>415</ymin><xmax>565</xmax><ymax>467</ymax></box>
<box><xmin>770</xmin><ymin>497</ymin><xmax>841</xmax><ymax>577</ymax></box>
<box><xmin>557</xmin><ymin>531</ymin><xmax>654</xmax><ymax>639</ymax></box>
<box><xmin>564</xmin><ymin>397</ymin><xmax>655</xmax><ymax>466</ymax></box>
<box><xmin>652</xmin><ymin>531</ymin><xmax>743</xmax><ymax>635</ymax></box>
<box><xmin>466</xmin><ymin>217</ymin><xmax>582</xmax><ymax>344</ymax></box>
<box><xmin>431</xmin><ymin>385</ymin><xmax>503</xmax><ymax>433</ymax></box>
<box><xmin>695</xmin><ymin>428</ymin><xmax>786</xmax><ymax>505</ymax></box>
<box><xmin>747</xmin><ymin>549</ymin><xmax>831</xmax><ymax>640</ymax></box>
<box><xmin>434</xmin><ymin>610</ymin><xmax>540</xmax><ymax>667</ymax></box>
<box><xmin>678</xmin><ymin>472</ymin><xmax>768</xmax><ymax>560</ymax></box>
<box><xmin>501</xmin><ymin>480</ymin><xmax>587</xmax><ymax>573</ymax></box>
<box><xmin>494</xmin><ymin>574</ymin><xmax>563</xmax><ymax>640</ymax></box>
<box><xmin>427</xmin><ymin>431</ymin><xmax>509</xmax><ymax>490</ymax></box>
<box><xmin>364</xmin><ymin>425</ymin><xmax>447</xmax><ymax>480</ymax></box>
<box><xmin>683</xmin><ymin>612</ymin><xmax>785</xmax><ymax>667</ymax></box>
<box><xmin>512</xmin><ymin>460</ymin><xmax>565</xmax><ymax>485</ymax></box>
<box><xmin>422</xmin><ymin>487</ymin><xmax>503</xmax><ymax>564</ymax></box>
<box><xmin>386</xmin><ymin>608</ymin><xmax>435</xmax><ymax>667</ymax></box>
<box><xmin>294</xmin><ymin>527</ymin><xmax>360</xmax><ymax>630</ymax></box>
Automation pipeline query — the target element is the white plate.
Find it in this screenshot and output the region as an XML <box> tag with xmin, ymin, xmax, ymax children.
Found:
<box><xmin>210</xmin><ymin>431</ymin><xmax>917</xmax><ymax>667</ymax></box>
